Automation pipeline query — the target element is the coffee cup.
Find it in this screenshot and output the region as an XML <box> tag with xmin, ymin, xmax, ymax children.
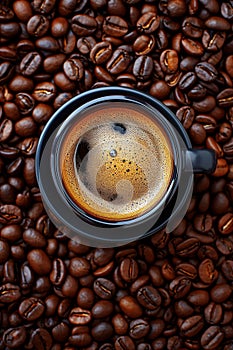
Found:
<box><xmin>36</xmin><ymin>87</ymin><xmax>216</xmax><ymax>247</ymax></box>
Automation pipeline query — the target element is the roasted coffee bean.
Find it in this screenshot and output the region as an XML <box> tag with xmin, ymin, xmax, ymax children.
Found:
<box><xmin>218</xmin><ymin>213</ymin><xmax>233</xmax><ymax>235</ymax></box>
<box><xmin>9</xmin><ymin>75</ymin><xmax>34</xmax><ymax>92</ymax></box>
<box><xmin>31</xmin><ymin>328</ymin><xmax>53</xmax><ymax>350</ymax></box>
<box><xmin>160</xmin><ymin>49</ymin><xmax>179</xmax><ymax>74</ymax></box>
<box><xmin>106</xmin><ymin>48</ymin><xmax>131</xmax><ymax>74</ymax></box>
<box><xmin>91</xmin><ymin>300</ymin><xmax>114</xmax><ymax>318</ymax></box>
<box><xmin>205</xmin><ymin>302</ymin><xmax>223</xmax><ymax>324</ymax></box>
<box><xmin>115</xmin><ymin>335</ymin><xmax>136</xmax><ymax>350</ymax></box>
<box><xmin>217</xmin><ymin>89</ymin><xmax>233</xmax><ymax>107</ymax></box>
<box><xmin>195</xmin><ymin>62</ymin><xmax>218</xmax><ymax>82</ymax></box>
<box><xmin>137</xmin><ymin>12</ymin><xmax>160</xmax><ymax>34</ymax></box>
<box><xmin>69</xmin><ymin>257</ymin><xmax>90</xmax><ymax>277</ymax></box>
<box><xmin>35</xmin><ymin>36</ymin><xmax>59</xmax><ymax>52</ymax></box>
<box><xmin>72</xmin><ymin>14</ymin><xmax>97</xmax><ymax>36</ymax></box>
<box><xmin>133</xmin><ymin>55</ymin><xmax>153</xmax><ymax>81</ymax></box>
<box><xmin>112</xmin><ymin>313</ymin><xmax>128</xmax><ymax>335</ymax></box>
<box><xmin>50</xmin><ymin>258</ymin><xmax>66</xmax><ymax>286</ymax></box>
<box><xmin>188</xmin><ymin>83</ymin><xmax>207</xmax><ymax>100</ymax></box>
<box><xmin>199</xmin><ymin>259</ymin><xmax>218</xmax><ymax>284</ymax></box>
<box><xmin>69</xmin><ymin>307</ymin><xmax>92</xmax><ymax>325</ymax></box>
<box><xmin>137</xmin><ymin>286</ymin><xmax>161</xmax><ymax>310</ymax></box>
<box><xmin>169</xmin><ymin>276</ymin><xmax>192</xmax><ymax>299</ymax></box>
<box><xmin>187</xmin><ymin>290</ymin><xmax>210</xmax><ymax>306</ymax></box>
<box><xmin>103</xmin><ymin>16</ymin><xmax>128</xmax><ymax>37</ymax></box>
<box><xmin>118</xmin><ymin>257</ymin><xmax>139</xmax><ymax>283</ymax></box>
<box><xmin>216</xmin><ymin>238</ymin><xmax>233</xmax><ymax>255</ymax></box>
<box><xmin>180</xmin><ymin>315</ymin><xmax>204</xmax><ymax>337</ymax></box>
<box><xmin>20</xmin><ymin>52</ymin><xmax>42</xmax><ymax>76</ymax></box>
<box><xmin>32</xmin><ymin>82</ymin><xmax>56</xmax><ymax>102</ymax></box>
<box><xmin>93</xmin><ymin>278</ymin><xmax>116</xmax><ymax>299</ymax></box>
<box><xmin>51</xmin><ymin>17</ymin><xmax>69</xmax><ymax>38</ymax></box>
<box><xmin>129</xmin><ymin>319</ymin><xmax>150</xmax><ymax>339</ymax></box>
<box><xmin>182</xmin><ymin>38</ymin><xmax>204</xmax><ymax>56</ymax></box>
<box><xmin>205</xmin><ymin>16</ymin><xmax>231</xmax><ymax>31</ymax></box>
<box><xmin>119</xmin><ymin>296</ymin><xmax>143</xmax><ymax>318</ymax></box>
<box><xmin>19</xmin><ymin>297</ymin><xmax>45</xmax><ymax>321</ymax></box>
<box><xmin>92</xmin><ymin>321</ymin><xmax>113</xmax><ymax>341</ymax></box>
<box><xmin>90</xmin><ymin>41</ymin><xmax>112</xmax><ymax>64</ymax></box>
<box><xmin>182</xmin><ymin>17</ymin><xmax>203</xmax><ymax>38</ymax></box>
<box><xmin>63</xmin><ymin>58</ymin><xmax>84</xmax><ymax>81</ymax></box>
<box><xmin>27</xmin><ymin>249</ymin><xmax>52</xmax><ymax>275</ymax></box>
<box><xmin>133</xmin><ymin>35</ymin><xmax>155</xmax><ymax>55</ymax></box>
<box><xmin>15</xmin><ymin>92</ymin><xmax>35</xmax><ymax>115</ymax></box>
<box><xmin>3</xmin><ymin>326</ymin><xmax>27</xmax><ymax>348</ymax></box>
<box><xmin>202</xmin><ymin>30</ymin><xmax>226</xmax><ymax>52</ymax></box>
<box><xmin>195</xmin><ymin>115</ymin><xmax>217</xmax><ymax>133</ymax></box>
<box><xmin>201</xmin><ymin>326</ymin><xmax>224</xmax><ymax>350</ymax></box>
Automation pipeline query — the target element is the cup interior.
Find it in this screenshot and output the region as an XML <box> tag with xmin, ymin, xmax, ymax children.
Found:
<box><xmin>52</xmin><ymin>95</ymin><xmax>180</xmax><ymax>225</ymax></box>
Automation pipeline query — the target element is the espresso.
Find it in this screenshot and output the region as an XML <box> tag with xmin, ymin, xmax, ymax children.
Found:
<box><xmin>60</xmin><ymin>102</ymin><xmax>174</xmax><ymax>221</ymax></box>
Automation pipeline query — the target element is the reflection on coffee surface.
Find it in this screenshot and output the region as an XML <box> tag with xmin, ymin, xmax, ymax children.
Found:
<box><xmin>60</xmin><ymin>103</ymin><xmax>174</xmax><ymax>221</ymax></box>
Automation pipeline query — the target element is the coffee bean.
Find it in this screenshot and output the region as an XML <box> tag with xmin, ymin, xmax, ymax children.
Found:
<box><xmin>72</xmin><ymin>14</ymin><xmax>97</xmax><ymax>36</ymax></box>
<box><xmin>222</xmin><ymin>260</ymin><xmax>233</xmax><ymax>281</ymax></box>
<box><xmin>137</xmin><ymin>286</ymin><xmax>161</xmax><ymax>310</ymax></box>
<box><xmin>19</xmin><ymin>297</ymin><xmax>45</xmax><ymax>321</ymax></box>
<box><xmin>205</xmin><ymin>16</ymin><xmax>231</xmax><ymax>31</ymax></box>
<box><xmin>9</xmin><ymin>75</ymin><xmax>34</xmax><ymax>92</ymax></box>
<box><xmin>119</xmin><ymin>295</ymin><xmax>143</xmax><ymax>318</ymax></box>
<box><xmin>69</xmin><ymin>257</ymin><xmax>90</xmax><ymax>277</ymax></box>
<box><xmin>27</xmin><ymin>249</ymin><xmax>52</xmax><ymax>275</ymax></box>
<box><xmin>201</xmin><ymin>326</ymin><xmax>224</xmax><ymax>350</ymax></box>
<box><xmin>3</xmin><ymin>326</ymin><xmax>27</xmax><ymax>348</ymax></box>
<box><xmin>181</xmin><ymin>38</ymin><xmax>204</xmax><ymax>56</ymax></box>
<box><xmin>210</xmin><ymin>283</ymin><xmax>232</xmax><ymax>303</ymax></box>
<box><xmin>218</xmin><ymin>213</ymin><xmax>233</xmax><ymax>235</ymax></box>
<box><xmin>198</xmin><ymin>259</ymin><xmax>218</xmax><ymax>284</ymax></box>
<box><xmin>31</xmin><ymin>328</ymin><xmax>53</xmax><ymax>350</ymax></box>
<box><xmin>216</xmin><ymin>238</ymin><xmax>233</xmax><ymax>255</ymax></box>
<box><xmin>169</xmin><ymin>276</ymin><xmax>192</xmax><ymax>299</ymax></box>
<box><xmin>204</xmin><ymin>302</ymin><xmax>223</xmax><ymax>324</ymax></box>
<box><xmin>103</xmin><ymin>16</ymin><xmax>128</xmax><ymax>37</ymax></box>
<box><xmin>92</xmin><ymin>321</ymin><xmax>114</xmax><ymax>341</ymax></box>
<box><xmin>20</xmin><ymin>52</ymin><xmax>42</xmax><ymax>76</ymax></box>
<box><xmin>119</xmin><ymin>258</ymin><xmax>138</xmax><ymax>283</ymax></box>
<box><xmin>129</xmin><ymin>318</ymin><xmax>150</xmax><ymax>339</ymax></box>
<box><xmin>137</xmin><ymin>12</ymin><xmax>160</xmax><ymax>34</ymax></box>
<box><xmin>187</xmin><ymin>290</ymin><xmax>210</xmax><ymax>306</ymax></box>
<box><xmin>93</xmin><ymin>277</ymin><xmax>116</xmax><ymax>299</ymax></box>
<box><xmin>50</xmin><ymin>258</ymin><xmax>66</xmax><ymax>286</ymax></box>
<box><xmin>106</xmin><ymin>48</ymin><xmax>131</xmax><ymax>74</ymax></box>
<box><xmin>195</xmin><ymin>62</ymin><xmax>218</xmax><ymax>82</ymax></box>
<box><xmin>133</xmin><ymin>55</ymin><xmax>153</xmax><ymax>81</ymax></box>
<box><xmin>63</xmin><ymin>58</ymin><xmax>84</xmax><ymax>81</ymax></box>
<box><xmin>92</xmin><ymin>300</ymin><xmax>114</xmax><ymax>318</ymax></box>
<box><xmin>69</xmin><ymin>307</ymin><xmax>92</xmax><ymax>325</ymax></box>
<box><xmin>115</xmin><ymin>336</ymin><xmax>136</xmax><ymax>350</ymax></box>
<box><xmin>217</xmin><ymin>88</ymin><xmax>233</xmax><ymax>107</ymax></box>
<box><xmin>32</xmin><ymin>82</ymin><xmax>56</xmax><ymax>102</ymax></box>
<box><xmin>0</xmin><ymin>283</ymin><xmax>21</xmax><ymax>303</ymax></box>
<box><xmin>180</xmin><ymin>315</ymin><xmax>204</xmax><ymax>337</ymax></box>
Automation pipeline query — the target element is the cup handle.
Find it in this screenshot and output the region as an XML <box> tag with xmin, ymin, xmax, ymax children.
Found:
<box><xmin>186</xmin><ymin>149</ymin><xmax>217</xmax><ymax>174</ymax></box>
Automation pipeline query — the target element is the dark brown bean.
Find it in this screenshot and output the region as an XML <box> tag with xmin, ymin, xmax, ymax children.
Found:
<box><xmin>27</xmin><ymin>249</ymin><xmax>52</xmax><ymax>275</ymax></box>
<box><xmin>19</xmin><ymin>297</ymin><xmax>45</xmax><ymax>321</ymax></box>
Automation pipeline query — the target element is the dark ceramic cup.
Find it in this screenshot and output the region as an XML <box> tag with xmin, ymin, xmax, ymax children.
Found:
<box><xmin>36</xmin><ymin>87</ymin><xmax>216</xmax><ymax>247</ymax></box>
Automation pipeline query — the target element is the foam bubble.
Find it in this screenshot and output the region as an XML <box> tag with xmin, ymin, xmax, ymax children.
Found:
<box><xmin>60</xmin><ymin>103</ymin><xmax>174</xmax><ymax>221</ymax></box>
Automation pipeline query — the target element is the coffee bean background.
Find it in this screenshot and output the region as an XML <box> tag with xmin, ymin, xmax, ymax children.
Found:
<box><xmin>0</xmin><ymin>0</ymin><xmax>233</xmax><ymax>349</ymax></box>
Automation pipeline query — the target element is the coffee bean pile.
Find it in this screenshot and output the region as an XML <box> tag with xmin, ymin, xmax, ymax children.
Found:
<box><xmin>0</xmin><ymin>0</ymin><xmax>233</xmax><ymax>349</ymax></box>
